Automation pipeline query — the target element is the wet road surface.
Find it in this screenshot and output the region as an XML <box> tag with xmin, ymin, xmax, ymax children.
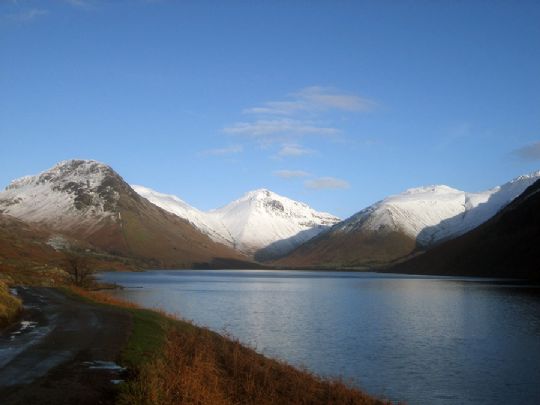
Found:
<box><xmin>0</xmin><ymin>287</ymin><xmax>132</xmax><ymax>404</ymax></box>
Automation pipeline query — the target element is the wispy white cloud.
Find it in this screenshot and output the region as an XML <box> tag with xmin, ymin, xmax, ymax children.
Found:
<box><xmin>200</xmin><ymin>145</ymin><xmax>243</xmax><ymax>156</ymax></box>
<box><xmin>4</xmin><ymin>0</ymin><xmax>94</xmax><ymax>22</ymax></box>
<box><xmin>276</xmin><ymin>144</ymin><xmax>315</xmax><ymax>157</ymax></box>
<box><xmin>243</xmin><ymin>101</ymin><xmax>305</xmax><ymax>116</ymax></box>
<box><xmin>295</xmin><ymin>86</ymin><xmax>377</xmax><ymax>112</ymax></box>
<box><xmin>8</xmin><ymin>8</ymin><xmax>48</xmax><ymax>22</ymax></box>
<box><xmin>305</xmin><ymin>176</ymin><xmax>350</xmax><ymax>190</ymax></box>
<box><xmin>274</xmin><ymin>170</ymin><xmax>311</xmax><ymax>179</ymax></box>
<box><xmin>64</xmin><ymin>0</ymin><xmax>92</xmax><ymax>8</ymax></box>
<box><xmin>222</xmin><ymin>85</ymin><xmax>377</xmax><ymax>158</ymax></box>
<box><xmin>513</xmin><ymin>141</ymin><xmax>540</xmax><ymax>161</ymax></box>
<box><xmin>224</xmin><ymin>119</ymin><xmax>338</xmax><ymax>137</ymax></box>
<box><xmin>244</xmin><ymin>86</ymin><xmax>377</xmax><ymax>116</ymax></box>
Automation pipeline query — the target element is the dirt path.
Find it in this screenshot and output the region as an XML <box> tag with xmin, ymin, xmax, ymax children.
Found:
<box><xmin>0</xmin><ymin>287</ymin><xmax>132</xmax><ymax>405</ymax></box>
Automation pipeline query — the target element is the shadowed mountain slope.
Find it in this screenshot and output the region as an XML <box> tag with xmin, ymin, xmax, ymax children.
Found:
<box><xmin>387</xmin><ymin>179</ymin><xmax>540</xmax><ymax>280</ymax></box>
<box><xmin>276</xmin><ymin>173</ymin><xmax>540</xmax><ymax>268</ymax></box>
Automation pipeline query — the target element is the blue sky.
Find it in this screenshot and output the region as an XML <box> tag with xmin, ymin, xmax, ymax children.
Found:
<box><xmin>1</xmin><ymin>0</ymin><xmax>539</xmax><ymax>218</ymax></box>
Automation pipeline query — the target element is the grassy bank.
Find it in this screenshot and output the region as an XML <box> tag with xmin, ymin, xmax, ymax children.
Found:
<box><xmin>0</xmin><ymin>280</ymin><xmax>22</xmax><ymax>328</ymax></box>
<box><xmin>72</xmin><ymin>287</ymin><xmax>388</xmax><ymax>405</ymax></box>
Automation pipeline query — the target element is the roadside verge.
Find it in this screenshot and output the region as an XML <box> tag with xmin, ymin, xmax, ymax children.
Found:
<box><xmin>70</xmin><ymin>287</ymin><xmax>389</xmax><ymax>405</ymax></box>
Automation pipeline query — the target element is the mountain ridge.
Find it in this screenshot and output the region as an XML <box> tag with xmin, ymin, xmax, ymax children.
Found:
<box><xmin>0</xmin><ymin>160</ymin><xmax>251</xmax><ymax>268</ymax></box>
<box><xmin>386</xmin><ymin>178</ymin><xmax>540</xmax><ymax>280</ymax></box>
<box><xmin>134</xmin><ymin>186</ymin><xmax>341</xmax><ymax>259</ymax></box>
<box><xmin>3</xmin><ymin>159</ymin><xmax>539</xmax><ymax>274</ymax></box>
<box><xmin>277</xmin><ymin>171</ymin><xmax>540</xmax><ymax>268</ymax></box>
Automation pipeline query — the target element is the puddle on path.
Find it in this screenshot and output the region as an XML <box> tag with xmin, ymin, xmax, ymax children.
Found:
<box><xmin>82</xmin><ymin>360</ymin><xmax>126</xmax><ymax>371</ymax></box>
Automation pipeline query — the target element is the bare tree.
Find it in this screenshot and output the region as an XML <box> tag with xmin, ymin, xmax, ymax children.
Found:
<box><xmin>64</xmin><ymin>254</ymin><xmax>95</xmax><ymax>287</ymax></box>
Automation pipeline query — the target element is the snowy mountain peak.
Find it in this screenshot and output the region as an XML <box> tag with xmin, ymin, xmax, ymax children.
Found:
<box><xmin>336</xmin><ymin>171</ymin><xmax>540</xmax><ymax>246</ymax></box>
<box><xmin>0</xmin><ymin>159</ymin><xmax>122</xmax><ymax>227</ymax></box>
<box><xmin>232</xmin><ymin>188</ymin><xmax>293</xmax><ymax>209</ymax></box>
<box><xmin>53</xmin><ymin>159</ymin><xmax>108</xmax><ymax>176</ymax></box>
<box><xmin>244</xmin><ymin>188</ymin><xmax>273</xmax><ymax>197</ymax></box>
<box><xmin>211</xmin><ymin>188</ymin><xmax>336</xmax><ymax>219</ymax></box>
<box><xmin>401</xmin><ymin>185</ymin><xmax>461</xmax><ymax>196</ymax></box>
<box><xmin>507</xmin><ymin>170</ymin><xmax>540</xmax><ymax>183</ymax></box>
<box><xmin>209</xmin><ymin>189</ymin><xmax>340</xmax><ymax>257</ymax></box>
<box><xmin>52</xmin><ymin>158</ymin><xmax>109</xmax><ymax>171</ymax></box>
<box><xmin>133</xmin><ymin>185</ymin><xmax>340</xmax><ymax>258</ymax></box>
<box><xmin>6</xmin><ymin>159</ymin><xmax>115</xmax><ymax>190</ymax></box>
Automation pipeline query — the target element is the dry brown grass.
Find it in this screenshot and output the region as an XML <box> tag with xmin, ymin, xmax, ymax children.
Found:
<box><xmin>68</xmin><ymin>286</ymin><xmax>139</xmax><ymax>309</ymax></box>
<box><xmin>0</xmin><ymin>280</ymin><xmax>22</xmax><ymax>328</ymax></box>
<box><xmin>68</xmin><ymin>286</ymin><xmax>389</xmax><ymax>405</ymax></box>
<box><xmin>119</xmin><ymin>326</ymin><xmax>388</xmax><ymax>405</ymax></box>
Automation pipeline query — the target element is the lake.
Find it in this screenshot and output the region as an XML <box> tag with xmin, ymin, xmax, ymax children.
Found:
<box><xmin>98</xmin><ymin>270</ymin><xmax>540</xmax><ymax>404</ymax></box>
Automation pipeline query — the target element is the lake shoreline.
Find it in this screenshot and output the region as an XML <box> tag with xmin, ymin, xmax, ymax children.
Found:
<box><xmin>71</xmin><ymin>286</ymin><xmax>389</xmax><ymax>405</ymax></box>
<box><xmin>99</xmin><ymin>269</ymin><xmax>540</xmax><ymax>404</ymax></box>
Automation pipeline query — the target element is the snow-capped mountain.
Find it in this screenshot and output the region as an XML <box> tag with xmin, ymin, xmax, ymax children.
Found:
<box><xmin>132</xmin><ymin>185</ymin><xmax>234</xmax><ymax>246</ymax></box>
<box><xmin>0</xmin><ymin>160</ymin><xmax>248</xmax><ymax>267</ymax></box>
<box><xmin>133</xmin><ymin>187</ymin><xmax>340</xmax><ymax>258</ymax></box>
<box><xmin>389</xmin><ymin>178</ymin><xmax>540</xmax><ymax>279</ymax></box>
<box><xmin>0</xmin><ymin>160</ymin><xmax>120</xmax><ymax>234</ymax></box>
<box><xmin>5</xmin><ymin>159</ymin><xmax>538</xmax><ymax>270</ymax></box>
<box><xmin>338</xmin><ymin>171</ymin><xmax>540</xmax><ymax>245</ymax></box>
<box><xmin>210</xmin><ymin>189</ymin><xmax>340</xmax><ymax>258</ymax></box>
<box><xmin>279</xmin><ymin>171</ymin><xmax>540</xmax><ymax>267</ymax></box>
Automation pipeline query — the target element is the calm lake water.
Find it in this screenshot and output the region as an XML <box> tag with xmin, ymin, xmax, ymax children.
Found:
<box><xmin>98</xmin><ymin>270</ymin><xmax>540</xmax><ymax>405</ymax></box>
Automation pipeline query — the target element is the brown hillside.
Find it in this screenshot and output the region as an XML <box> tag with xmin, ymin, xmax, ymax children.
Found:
<box><xmin>275</xmin><ymin>227</ymin><xmax>416</xmax><ymax>268</ymax></box>
<box><xmin>0</xmin><ymin>160</ymin><xmax>254</xmax><ymax>270</ymax></box>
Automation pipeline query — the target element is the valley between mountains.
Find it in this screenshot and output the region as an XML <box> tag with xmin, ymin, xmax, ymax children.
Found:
<box><xmin>0</xmin><ymin>159</ymin><xmax>539</xmax><ymax>281</ymax></box>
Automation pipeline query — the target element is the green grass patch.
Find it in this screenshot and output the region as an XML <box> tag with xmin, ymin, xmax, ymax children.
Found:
<box><xmin>62</xmin><ymin>286</ymin><xmax>182</xmax><ymax>368</ymax></box>
<box><xmin>121</xmin><ymin>307</ymin><xmax>201</xmax><ymax>368</ymax></box>
<box><xmin>120</xmin><ymin>308</ymin><xmax>168</xmax><ymax>368</ymax></box>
